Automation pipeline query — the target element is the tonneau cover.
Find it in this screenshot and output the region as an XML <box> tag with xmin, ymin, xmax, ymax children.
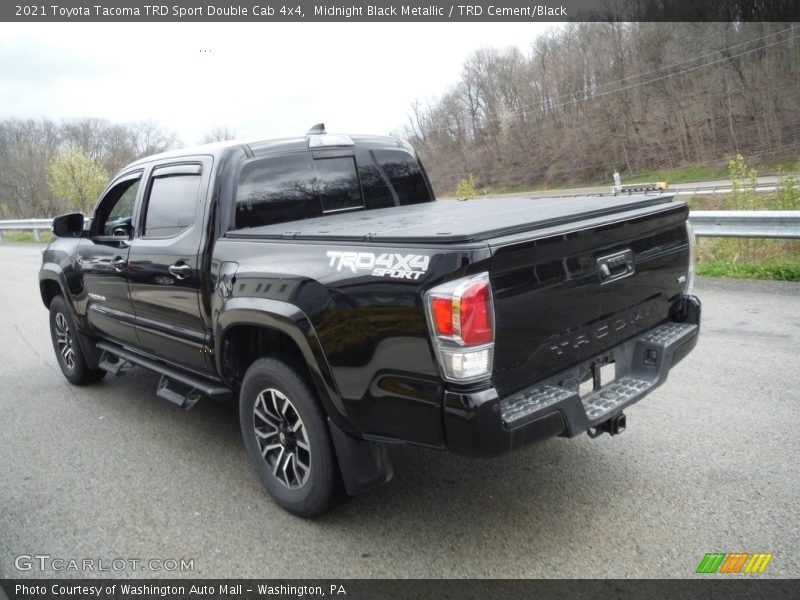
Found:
<box><xmin>225</xmin><ymin>193</ymin><xmax>676</xmax><ymax>244</ymax></box>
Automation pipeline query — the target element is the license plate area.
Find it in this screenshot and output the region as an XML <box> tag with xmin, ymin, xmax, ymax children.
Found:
<box><xmin>578</xmin><ymin>359</ymin><xmax>617</xmax><ymax>398</ymax></box>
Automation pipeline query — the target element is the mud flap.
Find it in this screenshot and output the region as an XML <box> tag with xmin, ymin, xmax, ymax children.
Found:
<box><xmin>328</xmin><ymin>419</ymin><xmax>393</xmax><ymax>496</ymax></box>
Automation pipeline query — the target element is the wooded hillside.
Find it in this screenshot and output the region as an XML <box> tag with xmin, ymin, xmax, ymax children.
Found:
<box><xmin>404</xmin><ymin>22</ymin><xmax>800</xmax><ymax>193</ymax></box>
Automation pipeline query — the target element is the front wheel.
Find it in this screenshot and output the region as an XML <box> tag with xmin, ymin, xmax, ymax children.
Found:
<box><xmin>239</xmin><ymin>357</ymin><xmax>342</xmax><ymax>517</ymax></box>
<box><xmin>49</xmin><ymin>295</ymin><xmax>105</xmax><ymax>385</ymax></box>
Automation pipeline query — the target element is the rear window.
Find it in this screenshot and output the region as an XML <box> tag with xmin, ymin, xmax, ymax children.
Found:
<box><xmin>234</xmin><ymin>148</ymin><xmax>431</xmax><ymax>229</ymax></box>
<box><xmin>315</xmin><ymin>156</ymin><xmax>364</xmax><ymax>213</ymax></box>
<box><xmin>236</xmin><ymin>153</ymin><xmax>320</xmax><ymax>229</ymax></box>
<box><xmin>368</xmin><ymin>149</ymin><xmax>431</xmax><ymax>206</ymax></box>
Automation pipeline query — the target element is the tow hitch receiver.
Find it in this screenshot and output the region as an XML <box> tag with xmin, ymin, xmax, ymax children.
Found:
<box><xmin>588</xmin><ymin>413</ymin><xmax>627</xmax><ymax>438</ymax></box>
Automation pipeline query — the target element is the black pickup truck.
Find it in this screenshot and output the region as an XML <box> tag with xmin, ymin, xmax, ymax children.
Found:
<box><xmin>40</xmin><ymin>126</ymin><xmax>700</xmax><ymax>516</ymax></box>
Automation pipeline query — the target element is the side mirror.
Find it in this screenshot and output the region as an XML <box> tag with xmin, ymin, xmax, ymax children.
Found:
<box><xmin>52</xmin><ymin>213</ymin><xmax>84</xmax><ymax>238</ymax></box>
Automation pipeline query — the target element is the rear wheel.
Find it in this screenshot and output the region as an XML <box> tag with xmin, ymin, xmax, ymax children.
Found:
<box><xmin>239</xmin><ymin>357</ymin><xmax>342</xmax><ymax>517</ymax></box>
<box><xmin>49</xmin><ymin>295</ymin><xmax>105</xmax><ymax>385</ymax></box>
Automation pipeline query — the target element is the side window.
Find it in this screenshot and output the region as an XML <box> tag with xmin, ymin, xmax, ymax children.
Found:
<box><xmin>143</xmin><ymin>168</ymin><xmax>202</xmax><ymax>238</ymax></box>
<box><xmin>93</xmin><ymin>176</ymin><xmax>141</xmax><ymax>237</ymax></box>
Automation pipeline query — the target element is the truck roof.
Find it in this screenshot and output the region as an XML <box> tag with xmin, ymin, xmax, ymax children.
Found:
<box><xmin>124</xmin><ymin>133</ymin><xmax>408</xmax><ymax>168</ymax></box>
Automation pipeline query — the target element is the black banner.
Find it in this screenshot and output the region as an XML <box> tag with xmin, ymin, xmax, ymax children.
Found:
<box><xmin>3</xmin><ymin>580</ymin><xmax>800</xmax><ymax>600</ymax></box>
<box><xmin>2</xmin><ymin>0</ymin><xmax>799</xmax><ymax>22</ymax></box>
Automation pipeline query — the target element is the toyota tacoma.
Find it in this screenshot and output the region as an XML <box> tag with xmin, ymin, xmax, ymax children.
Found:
<box><xmin>39</xmin><ymin>125</ymin><xmax>700</xmax><ymax>516</ymax></box>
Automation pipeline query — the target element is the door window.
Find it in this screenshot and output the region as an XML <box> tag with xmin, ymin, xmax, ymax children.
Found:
<box><xmin>143</xmin><ymin>168</ymin><xmax>202</xmax><ymax>238</ymax></box>
<box><xmin>92</xmin><ymin>176</ymin><xmax>141</xmax><ymax>237</ymax></box>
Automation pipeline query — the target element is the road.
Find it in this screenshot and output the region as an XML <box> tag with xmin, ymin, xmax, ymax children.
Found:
<box><xmin>438</xmin><ymin>175</ymin><xmax>783</xmax><ymax>201</ymax></box>
<box><xmin>1</xmin><ymin>243</ymin><xmax>798</xmax><ymax>579</ymax></box>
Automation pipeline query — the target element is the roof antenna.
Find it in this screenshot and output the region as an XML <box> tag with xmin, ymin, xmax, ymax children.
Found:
<box><xmin>306</xmin><ymin>123</ymin><xmax>326</xmax><ymax>135</ymax></box>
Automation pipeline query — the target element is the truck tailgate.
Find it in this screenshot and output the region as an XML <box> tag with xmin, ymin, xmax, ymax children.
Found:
<box><xmin>488</xmin><ymin>200</ymin><xmax>691</xmax><ymax>397</ymax></box>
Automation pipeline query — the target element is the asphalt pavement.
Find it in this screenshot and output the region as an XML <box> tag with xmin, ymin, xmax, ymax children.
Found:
<box><xmin>0</xmin><ymin>243</ymin><xmax>798</xmax><ymax>578</ymax></box>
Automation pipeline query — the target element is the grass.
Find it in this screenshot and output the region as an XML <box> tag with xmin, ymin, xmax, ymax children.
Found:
<box><xmin>617</xmin><ymin>156</ymin><xmax>791</xmax><ymax>186</ymax></box>
<box><xmin>623</xmin><ymin>164</ymin><xmax>731</xmax><ymax>185</ymax></box>
<box><xmin>1</xmin><ymin>230</ymin><xmax>53</xmax><ymax>243</ymax></box>
<box><xmin>697</xmin><ymin>259</ymin><xmax>800</xmax><ymax>281</ymax></box>
<box><xmin>478</xmin><ymin>155</ymin><xmax>796</xmax><ymax>197</ymax></box>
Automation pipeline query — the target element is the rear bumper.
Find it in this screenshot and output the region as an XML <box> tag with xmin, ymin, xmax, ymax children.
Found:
<box><xmin>443</xmin><ymin>295</ymin><xmax>701</xmax><ymax>457</ymax></box>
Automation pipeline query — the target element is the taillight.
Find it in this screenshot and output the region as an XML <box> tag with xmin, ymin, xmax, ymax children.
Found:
<box><xmin>458</xmin><ymin>280</ymin><xmax>492</xmax><ymax>344</ymax></box>
<box><xmin>431</xmin><ymin>297</ymin><xmax>454</xmax><ymax>336</ymax></box>
<box><xmin>425</xmin><ymin>273</ymin><xmax>494</xmax><ymax>383</ymax></box>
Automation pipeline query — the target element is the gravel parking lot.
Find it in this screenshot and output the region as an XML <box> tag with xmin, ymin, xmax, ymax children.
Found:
<box><xmin>1</xmin><ymin>243</ymin><xmax>798</xmax><ymax>578</ymax></box>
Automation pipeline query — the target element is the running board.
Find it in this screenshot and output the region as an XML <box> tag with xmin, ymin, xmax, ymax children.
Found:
<box><xmin>96</xmin><ymin>341</ymin><xmax>233</xmax><ymax>408</ymax></box>
<box><xmin>97</xmin><ymin>351</ymin><xmax>131</xmax><ymax>376</ymax></box>
<box><xmin>157</xmin><ymin>375</ymin><xmax>204</xmax><ymax>410</ymax></box>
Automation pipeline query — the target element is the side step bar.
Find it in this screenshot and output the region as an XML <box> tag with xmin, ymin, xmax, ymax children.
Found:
<box><xmin>96</xmin><ymin>341</ymin><xmax>233</xmax><ymax>408</ymax></box>
<box><xmin>97</xmin><ymin>353</ymin><xmax>130</xmax><ymax>376</ymax></box>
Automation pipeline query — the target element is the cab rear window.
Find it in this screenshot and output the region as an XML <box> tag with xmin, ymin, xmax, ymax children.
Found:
<box><xmin>234</xmin><ymin>149</ymin><xmax>432</xmax><ymax>229</ymax></box>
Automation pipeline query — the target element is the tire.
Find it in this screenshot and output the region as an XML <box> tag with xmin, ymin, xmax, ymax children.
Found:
<box><xmin>239</xmin><ymin>357</ymin><xmax>342</xmax><ymax>517</ymax></box>
<box><xmin>49</xmin><ymin>295</ymin><xmax>105</xmax><ymax>385</ymax></box>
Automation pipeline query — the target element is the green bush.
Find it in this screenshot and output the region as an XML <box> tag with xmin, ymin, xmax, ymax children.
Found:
<box><xmin>727</xmin><ymin>153</ymin><xmax>760</xmax><ymax>210</ymax></box>
<box><xmin>775</xmin><ymin>161</ymin><xmax>800</xmax><ymax>210</ymax></box>
<box><xmin>455</xmin><ymin>174</ymin><xmax>478</xmax><ymax>200</ymax></box>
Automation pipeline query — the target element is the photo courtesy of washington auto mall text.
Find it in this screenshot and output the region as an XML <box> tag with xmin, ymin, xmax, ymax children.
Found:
<box><xmin>1</xmin><ymin>1</ymin><xmax>799</xmax><ymax>599</ymax></box>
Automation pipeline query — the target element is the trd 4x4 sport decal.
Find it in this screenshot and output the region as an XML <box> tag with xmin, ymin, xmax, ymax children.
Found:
<box><xmin>326</xmin><ymin>251</ymin><xmax>430</xmax><ymax>280</ymax></box>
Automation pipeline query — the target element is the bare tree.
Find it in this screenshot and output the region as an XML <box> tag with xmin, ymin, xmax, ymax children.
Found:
<box><xmin>199</xmin><ymin>125</ymin><xmax>237</xmax><ymax>144</ymax></box>
<box><xmin>404</xmin><ymin>22</ymin><xmax>800</xmax><ymax>194</ymax></box>
<box><xmin>0</xmin><ymin>118</ymin><xmax>179</xmax><ymax>217</ymax></box>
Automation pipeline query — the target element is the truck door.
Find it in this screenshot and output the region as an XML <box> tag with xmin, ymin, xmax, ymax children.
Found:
<box><xmin>126</xmin><ymin>157</ymin><xmax>212</xmax><ymax>374</ymax></box>
<box><xmin>77</xmin><ymin>170</ymin><xmax>143</xmax><ymax>346</ymax></box>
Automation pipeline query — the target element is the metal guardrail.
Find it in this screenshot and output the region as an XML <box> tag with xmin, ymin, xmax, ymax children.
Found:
<box><xmin>689</xmin><ymin>211</ymin><xmax>800</xmax><ymax>239</ymax></box>
<box><xmin>1</xmin><ymin>212</ymin><xmax>799</xmax><ymax>241</ymax></box>
<box><xmin>0</xmin><ymin>218</ymin><xmax>54</xmax><ymax>241</ymax></box>
<box><xmin>671</xmin><ymin>183</ymin><xmax>778</xmax><ymax>196</ymax></box>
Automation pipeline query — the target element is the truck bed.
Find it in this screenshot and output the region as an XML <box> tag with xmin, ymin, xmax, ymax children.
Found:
<box><xmin>225</xmin><ymin>193</ymin><xmax>677</xmax><ymax>244</ymax></box>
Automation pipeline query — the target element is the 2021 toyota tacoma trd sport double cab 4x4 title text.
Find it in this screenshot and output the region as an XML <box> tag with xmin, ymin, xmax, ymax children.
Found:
<box><xmin>40</xmin><ymin>124</ymin><xmax>700</xmax><ymax>516</ymax></box>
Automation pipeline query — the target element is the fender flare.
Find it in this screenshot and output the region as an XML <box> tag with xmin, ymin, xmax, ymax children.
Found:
<box><xmin>38</xmin><ymin>263</ymin><xmax>88</xmax><ymax>326</ymax></box>
<box><xmin>214</xmin><ymin>297</ymin><xmax>348</xmax><ymax>425</ymax></box>
<box><xmin>38</xmin><ymin>264</ymin><xmax>71</xmax><ymax>309</ymax></box>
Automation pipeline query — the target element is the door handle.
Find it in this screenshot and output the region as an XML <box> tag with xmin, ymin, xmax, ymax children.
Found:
<box><xmin>111</xmin><ymin>257</ymin><xmax>127</xmax><ymax>271</ymax></box>
<box><xmin>168</xmin><ymin>263</ymin><xmax>193</xmax><ymax>279</ymax></box>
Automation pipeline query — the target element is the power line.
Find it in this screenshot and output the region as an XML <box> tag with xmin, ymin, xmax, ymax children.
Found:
<box><xmin>584</xmin><ymin>25</ymin><xmax>794</xmax><ymax>93</ymax></box>
<box><xmin>409</xmin><ymin>28</ymin><xmax>799</xmax><ymax>138</ymax></box>
<box><xmin>525</xmin><ymin>31</ymin><xmax>800</xmax><ymax>118</ymax></box>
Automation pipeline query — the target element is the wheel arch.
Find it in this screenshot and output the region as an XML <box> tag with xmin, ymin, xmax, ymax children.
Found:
<box><xmin>39</xmin><ymin>267</ymin><xmax>68</xmax><ymax>309</ymax></box>
<box><xmin>215</xmin><ymin>297</ymin><xmax>347</xmax><ymax>425</ymax></box>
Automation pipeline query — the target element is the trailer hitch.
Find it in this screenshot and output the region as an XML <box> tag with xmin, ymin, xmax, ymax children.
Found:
<box><xmin>587</xmin><ymin>413</ymin><xmax>627</xmax><ymax>438</ymax></box>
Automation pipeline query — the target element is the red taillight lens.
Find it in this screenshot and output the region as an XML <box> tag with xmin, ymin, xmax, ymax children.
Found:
<box><xmin>425</xmin><ymin>272</ymin><xmax>494</xmax><ymax>383</ymax></box>
<box><xmin>431</xmin><ymin>296</ymin><xmax>454</xmax><ymax>335</ymax></box>
<box><xmin>428</xmin><ymin>278</ymin><xmax>493</xmax><ymax>345</ymax></box>
<box><xmin>459</xmin><ymin>281</ymin><xmax>492</xmax><ymax>344</ymax></box>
